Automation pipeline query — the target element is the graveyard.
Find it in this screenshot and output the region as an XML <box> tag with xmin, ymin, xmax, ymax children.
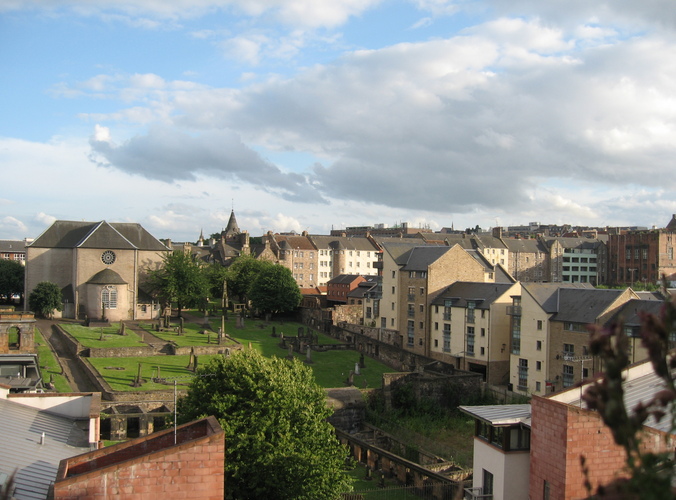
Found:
<box><xmin>58</xmin><ymin>312</ymin><xmax>394</xmax><ymax>391</ymax></box>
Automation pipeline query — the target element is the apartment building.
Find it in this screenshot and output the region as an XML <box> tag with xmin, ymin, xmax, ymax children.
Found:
<box><xmin>267</xmin><ymin>233</ymin><xmax>318</xmax><ymax>289</ymax></box>
<box><xmin>395</xmin><ymin>244</ymin><xmax>491</xmax><ymax>356</ymax></box>
<box><xmin>607</xmin><ymin>214</ymin><xmax>676</xmax><ymax>287</ymax></box>
<box><xmin>542</xmin><ymin>236</ymin><xmax>606</xmax><ymax>285</ymax></box>
<box><xmin>508</xmin><ymin>284</ymin><xmax>639</xmax><ymax>396</ymax></box>
<box><xmin>309</xmin><ymin>235</ymin><xmax>380</xmax><ymax>287</ymax></box>
<box><xmin>0</xmin><ymin>239</ymin><xmax>27</xmax><ymax>266</ymax></box>
<box><xmin>429</xmin><ymin>282</ymin><xmax>520</xmax><ymax>385</ymax></box>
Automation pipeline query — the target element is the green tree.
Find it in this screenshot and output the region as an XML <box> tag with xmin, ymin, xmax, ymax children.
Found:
<box><xmin>204</xmin><ymin>263</ymin><xmax>231</xmax><ymax>311</ymax></box>
<box><xmin>0</xmin><ymin>259</ymin><xmax>24</xmax><ymax>303</ymax></box>
<box><xmin>249</xmin><ymin>264</ymin><xmax>301</xmax><ymax>317</ymax></box>
<box><xmin>147</xmin><ymin>251</ymin><xmax>209</xmax><ymax>317</ymax></box>
<box><xmin>28</xmin><ymin>281</ymin><xmax>62</xmax><ymax>318</ymax></box>
<box><xmin>227</xmin><ymin>255</ymin><xmax>270</xmax><ymax>305</ymax></box>
<box><xmin>177</xmin><ymin>350</ymin><xmax>352</xmax><ymax>500</ymax></box>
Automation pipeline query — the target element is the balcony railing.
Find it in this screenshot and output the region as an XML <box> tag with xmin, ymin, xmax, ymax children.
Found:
<box><xmin>506</xmin><ymin>305</ymin><xmax>522</xmax><ymax>316</ymax></box>
<box><xmin>464</xmin><ymin>487</ymin><xmax>493</xmax><ymax>500</ymax></box>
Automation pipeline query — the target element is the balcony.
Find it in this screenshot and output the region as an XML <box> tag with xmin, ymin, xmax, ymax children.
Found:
<box><xmin>506</xmin><ymin>305</ymin><xmax>521</xmax><ymax>316</ymax></box>
<box><xmin>464</xmin><ymin>487</ymin><xmax>492</xmax><ymax>500</ymax></box>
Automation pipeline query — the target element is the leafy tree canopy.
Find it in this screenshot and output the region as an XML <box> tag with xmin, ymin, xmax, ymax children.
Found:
<box><xmin>0</xmin><ymin>259</ymin><xmax>24</xmax><ymax>302</ymax></box>
<box><xmin>147</xmin><ymin>251</ymin><xmax>209</xmax><ymax>317</ymax></box>
<box><xmin>249</xmin><ymin>264</ymin><xmax>301</xmax><ymax>316</ymax></box>
<box><xmin>227</xmin><ymin>255</ymin><xmax>271</xmax><ymax>304</ymax></box>
<box><xmin>28</xmin><ymin>281</ymin><xmax>62</xmax><ymax>318</ymax></box>
<box><xmin>177</xmin><ymin>351</ymin><xmax>352</xmax><ymax>500</ymax></box>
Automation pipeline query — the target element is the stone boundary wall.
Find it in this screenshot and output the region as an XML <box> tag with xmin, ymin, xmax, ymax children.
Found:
<box><xmin>87</xmin><ymin>346</ymin><xmax>159</xmax><ymax>358</ymax></box>
<box><xmin>335</xmin><ymin>427</ymin><xmax>468</xmax><ymax>499</ymax></box>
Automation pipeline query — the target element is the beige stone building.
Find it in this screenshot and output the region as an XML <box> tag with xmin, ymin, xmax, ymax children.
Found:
<box><xmin>429</xmin><ymin>281</ymin><xmax>520</xmax><ymax>385</ymax></box>
<box><xmin>25</xmin><ymin>220</ymin><xmax>169</xmax><ymax>322</ymax></box>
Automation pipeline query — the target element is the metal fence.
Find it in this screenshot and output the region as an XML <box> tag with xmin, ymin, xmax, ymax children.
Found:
<box><xmin>344</xmin><ymin>482</ymin><xmax>465</xmax><ymax>500</ymax></box>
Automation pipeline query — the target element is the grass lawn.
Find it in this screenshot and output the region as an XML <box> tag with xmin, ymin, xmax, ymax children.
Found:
<box><xmin>138</xmin><ymin>321</ymin><xmax>239</xmax><ymax>348</ymax></box>
<box><xmin>61</xmin><ymin>323</ymin><xmax>146</xmax><ymax>348</ymax></box>
<box><xmin>88</xmin><ymin>355</ymin><xmax>222</xmax><ymax>392</ymax></box>
<box><xmin>344</xmin><ymin>463</ymin><xmax>421</xmax><ymax>499</ymax></box>
<box><xmin>35</xmin><ymin>329</ymin><xmax>71</xmax><ymax>393</ymax></box>
<box><xmin>209</xmin><ymin>316</ymin><xmax>390</xmax><ymax>388</ymax></box>
<box><xmin>68</xmin><ymin>312</ymin><xmax>396</xmax><ymax>390</ymax></box>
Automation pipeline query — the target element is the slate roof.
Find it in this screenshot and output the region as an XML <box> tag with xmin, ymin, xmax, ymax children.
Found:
<box><xmin>274</xmin><ymin>234</ymin><xmax>316</xmax><ymax>250</ymax></box>
<box><xmin>521</xmin><ymin>282</ymin><xmax>594</xmax><ymax>314</ymax></box>
<box><xmin>327</xmin><ymin>274</ymin><xmax>363</xmax><ymax>285</ymax></box>
<box><xmin>552</xmin><ymin>288</ymin><xmax>627</xmax><ymax>324</ymax></box>
<box><xmin>0</xmin><ymin>398</ymin><xmax>91</xmax><ymax>500</ymax></box>
<box><xmin>401</xmin><ymin>246</ymin><xmax>451</xmax><ymax>271</ymax></box>
<box><xmin>30</xmin><ymin>221</ymin><xmax>168</xmax><ymax>251</ymax></box>
<box><xmin>310</xmin><ymin>235</ymin><xmax>379</xmax><ymax>252</ymax></box>
<box><xmin>501</xmin><ymin>237</ymin><xmax>547</xmax><ymax>253</ymax></box>
<box><xmin>0</xmin><ymin>240</ymin><xmax>25</xmax><ymax>253</ymax></box>
<box><xmin>608</xmin><ymin>299</ymin><xmax>664</xmax><ymax>329</ymax></box>
<box><xmin>86</xmin><ymin>269</ymin><xmax>127</xmax><ymax>285</ymax></box>
<box><xmin>431</xmin><ymin>282</ymin><xmax>516</xmax><ymax>309</ymax></box>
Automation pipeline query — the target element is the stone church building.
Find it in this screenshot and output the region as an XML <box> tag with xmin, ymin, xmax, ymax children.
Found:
<box><xmin>24</xmin><ymin>220</ymin><xmax>169</xmax><ymax>322</ymax></box>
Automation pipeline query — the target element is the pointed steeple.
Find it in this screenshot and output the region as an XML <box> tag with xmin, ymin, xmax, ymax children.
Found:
<box><xmin>223</xmin><ymin>210</ymin><xmax>240</xmax><ymax>240</ymax></box>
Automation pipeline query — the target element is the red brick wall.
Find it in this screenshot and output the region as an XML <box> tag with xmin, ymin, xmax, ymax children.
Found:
<box><xmin>530</xmin><ymin>395</ymin><xmax>645</xmax><ymax>500</ymax></box>
<box><xmin>54</xmin><ymin>420</ymin><xmax>225</xmax><ymax>499</ymax></box>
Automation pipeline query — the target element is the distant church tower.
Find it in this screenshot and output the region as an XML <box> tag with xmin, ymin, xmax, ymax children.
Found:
<box><xmin>221</xmin><ymin>210</ymin><xmax>241</xmax><ymax>243</ymax></box>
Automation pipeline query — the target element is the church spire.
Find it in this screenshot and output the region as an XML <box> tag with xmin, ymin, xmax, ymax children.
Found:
<box><xmin>224</xmin><ymin>209</ymin><xmax>240</xmax><ymax>240</ymax></box>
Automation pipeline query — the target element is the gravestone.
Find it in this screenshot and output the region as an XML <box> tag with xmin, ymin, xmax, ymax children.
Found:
<box><xmin>271</xmin><ymin>326</ymin><xmax>277</xmax><ymax>337</ymax></box>
<box><xmin>119</xmin><ymin>322</ymin><xmax>126</xmax><ymax>336</ymax></box>
<box><xmin>297</xmin><ymin>327</ymin><xmax>303</xmax><ymax>337</ymax></box>
<box><xmin>179</xmin><ymin>317</ymin><xmax>184</xmax><ymax>335</ymax></box>
<box><xmin>355</xmin><ymin>362</ymin><xmax>360</xmax><ymax>376</ymax></box>
<box><xmin>305</xmin><ymin>345</ymin><xmax>313</xmax><ymax>364</ymax></box>
<box><xmin>359</xmin><ymin>353</ymin><xmax>365</xmax><ymax>369</ymax></box>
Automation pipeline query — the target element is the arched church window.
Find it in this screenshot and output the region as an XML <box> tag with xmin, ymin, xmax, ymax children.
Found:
<box><xmin>102</xmin><ymin>286</ymin><xmax>118</xmax><ymax>309</ymax></box>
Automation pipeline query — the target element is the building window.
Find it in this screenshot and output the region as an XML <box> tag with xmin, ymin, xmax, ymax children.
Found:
<box><xmin>480</xmin><ymin>347</ymin><xmax>485</xmax><ymax>356</ymax></box>
<box><xmin>563</xmin><ymin>343</ymin><xmax>574</xmax><ymax>357</ymax></box>
<box><xmin>518</xmin><ymin>358</ymin><xmax>528</xmax><ymax>390</ymax></box>
<box><xmin>434</xmin><ymin>339</ymin><xmax>438</xmax><ymax>347</ymax></box>
<box><xmin>536</xmin><ymin>361</ymin><xmax>542</xmax><ymax>371</ymax></box>
<box><xmin>443</xmin><ymin>324</ymin><xmax>451</xmax><ymax>352</ymax></box>
<box><xmin>407</xmin><ymin>321</ymin><xmax>414</xmax><ymax>346</ymax></box>
<box><xmin>563</xmin><ymin>364</ymin><xmax>574</xmax><ymax>388</ymax></box>
<box><xmin>101</xmin><ymin>286</ymin><xmax>117</xmax><ymax>309</ymax></box>
<box><xmin>482</xmin><ymin>470</ymin><xmax>494</xmax><ymax>496</ymax></box>
<box><xmin>537</xmin><ymin>320</ymin><xmax>543</xmax><ymax>330</ymax></box>
<box><xmin>543</xmin><ymin>481</ymin><xmax>550</xmax><ymax>500</ymax></box>
<box><xmin>481</xmin><ymin>328</ymin><xmax>486</xmax><ymax>337</ymax></box>
<box><xmin>467</xmin><ymin>326</ymin><xmax>475</xmax><ymax>355</ymax></box>
<box><xmin>536</xmin><ymin>340</ymin><xmax>542</xmax><ymax>351</ymax></box>
<box><xmin>434</xmin><ymin>322</ymin><xmax>438</xmax><ymax>331</ymax></box>
<box><xmin>467</xmin><ymin>301</ymin><xmax>476</xmax><ymax>323</ymax></box>
<box><xmin>536</xmin><ymin>381</ymin><xmax>541</xmax><ymax>392</ymax></box>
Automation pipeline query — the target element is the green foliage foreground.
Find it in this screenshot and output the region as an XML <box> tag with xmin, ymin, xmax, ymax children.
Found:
<box><xmin>28</xmin><ymin>281</ymin><xmax>62</xmax><ymax>318</ymax></box>
<box><xmin>177</xmin><ymin>350</ymin><xmax>353</xmax><ymax>500</ymax></box>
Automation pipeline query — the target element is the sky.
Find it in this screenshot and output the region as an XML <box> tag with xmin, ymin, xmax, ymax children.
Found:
<box><xmin>2</xmin><ymin>0</ymin><xmax>676</xmax><ymax>242</ymax></box>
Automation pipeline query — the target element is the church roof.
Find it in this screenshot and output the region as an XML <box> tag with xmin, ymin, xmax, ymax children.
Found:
<box><xmin>30</xmin><ymin>221</ymin><xmax>168</xmax><ymax>251</ymax></box>
<box><xmin>87</xmin><ymin>269</ymin><xmax>128</xmax><ymax>285</ymax></box>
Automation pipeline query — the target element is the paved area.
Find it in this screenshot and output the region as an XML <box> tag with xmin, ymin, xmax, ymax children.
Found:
<box><xmin>36</xmin><ymin>319</ymin><xmax>99</xmax><ymax>393</ymax></box>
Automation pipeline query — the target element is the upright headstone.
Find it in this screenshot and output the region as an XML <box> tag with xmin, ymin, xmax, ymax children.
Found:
<box><xmin>298</xmin><ymin>327</ymin><xmax>303</xmax><ymax>337</ymax></box>
<box><xmin>119</xmin><ymin>322</ymin><xmax>126</xmax><ymax>336</ymax></box>
<box><xmin>359</xmin><ymin>353</ymin><xmax>365</xmax><ymax>369</ymax></box>
<box><xmin>347</xmin><ymin>370</ymin><xmax>355</xmax><ymax>386</ymax></box>
<box><xmin>355</xmin><ymin>362</ymin><xmax>361</xmax><ymax>376</ymax></box>
<box><xmin>179</xmin><ymin>317</ymin><xmax>184</xmax><ymax>335</ymax></box>
<box><xmin>272</xmin><ymin>326</ymin><xmax>277</xmax><ymax>337</ymax></box>
<box><xmin>306</xmin><ymin>345</ymin><xmax>312</xmax><ymax>363</ymax></box>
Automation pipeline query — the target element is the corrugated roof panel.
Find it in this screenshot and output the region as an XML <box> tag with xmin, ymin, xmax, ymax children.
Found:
<box><xmin>0</xmin><ymin>399</ymin><xmax>91</xmax><ymax>500</ymax></box>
